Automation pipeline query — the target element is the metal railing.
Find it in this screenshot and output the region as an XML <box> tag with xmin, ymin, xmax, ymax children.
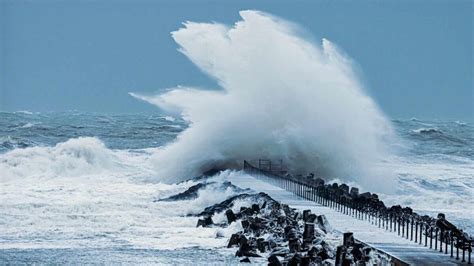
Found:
<box><xmin>243</xmin><ymin>160</ymin><xmax>473</xmax><ymax>264</ymax></box>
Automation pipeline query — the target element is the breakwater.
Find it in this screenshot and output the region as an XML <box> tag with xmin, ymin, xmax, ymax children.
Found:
<box><xmin>243</xmin><ymin>160</ymin><xmax>473</xmax><ymax>264</ymax></box>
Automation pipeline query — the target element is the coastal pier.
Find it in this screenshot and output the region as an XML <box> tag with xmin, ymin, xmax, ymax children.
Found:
<box><xmin>232</xmin><ymin>160</ymin><xmax>472</xmax><ymax>265</ymax></box>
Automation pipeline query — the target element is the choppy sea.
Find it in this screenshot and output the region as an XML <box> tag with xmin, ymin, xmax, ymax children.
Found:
<box><xmin>0</xmin><ymin>111</ymin><xmax>472</xmax><ymax>263</ymax></box>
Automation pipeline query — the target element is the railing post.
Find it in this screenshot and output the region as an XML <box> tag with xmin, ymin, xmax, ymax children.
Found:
<box><xmin>407</xmin><ymin>218</ymin><xmax>413</xmax><ymax>239</ymax></box>
<box><xmin>402</xmin><ymin>217</ymin><xmax>406</xmax><ymax>237</ymax></box>
<box><xmin>419</xmin><ymin>222</ymin><xmax>422</xmax><ymax>245</ymax></box>
<box><xmin>440</xmin><ymin>229</ymin><xmax>444</xmax><ymax>252</ymax></box>
<box><xmin>415</xmin><ymin>221</ymin><xmax>418</xmax><ymax>243</ymax></box>
<box><xmin>430</xmin><ymin>228</ymin><xmax>433</xmax><ymax>249</ymax></box>
<box><xmin>389</xmin><ymin>214</ymin><xmax>392</xmax><ymax>232</ymax></box>
<box><xmin>425</xmin><ymin>225</ymin><xmax>428</xmax><ymax>246</ymax></box>
<box><xmin>462</xmin><ymin>237</ymin><xmax>466</xmax><ymax>262</ymax></box>
<box><xmin>314</xmin><ymin>186</ymin><xmax>317</xmax><ymax>202</ymax></box>
<box><xmin>378</xmin><ymin>212</ymin><xmax>381</xmax><ymax>228</ymax></box>
<box><xmin>456</xmin><ymin>237</ymin><xmax>460</xmax><ymax>260</ymax></box>
<box><xmin>468</xmin><ymin>239</ymin><xmax>471</xmax><ymax>264</ymax></box>
<box><xmin>435</xmin><ymin>227</ymin><xmax>438</xmax><ymax>250</ymax></box>
<box><xmin>397</xmin><ymin>216</ymin><xmax>400</xmax><ymax>233</ymax></box>
<box><xmin>451</xmin><ymin>234</ymin><xmax>454</xmax><ymax>258</ymax></box>
<box><xmin>445</xmin><ymin>233</ymin><xmax>448</xmax><ymax>254</ymax></box>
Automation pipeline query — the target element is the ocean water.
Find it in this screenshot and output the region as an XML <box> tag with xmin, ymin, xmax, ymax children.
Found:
<box><xmin>0</xmin><ymin>111</ymin><xmax>472</xmax><ymax>265</ymax></box>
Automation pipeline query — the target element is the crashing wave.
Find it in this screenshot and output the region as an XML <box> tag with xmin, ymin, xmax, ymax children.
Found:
<box><xmin>131</xmin><ymin>10</ymin><xmax>396</xmax><ymax>191</ymax></box>
<box><xmin>0</xmin><ymin>137</ymin><xmax>154</xmax><ymax>181</ymax></box>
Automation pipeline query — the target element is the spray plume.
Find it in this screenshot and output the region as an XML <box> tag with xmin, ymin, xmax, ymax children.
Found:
<box><xmin>131</xmin><ymin>10</ymin><xmax>396</xmax><ymax>191</ymax></box>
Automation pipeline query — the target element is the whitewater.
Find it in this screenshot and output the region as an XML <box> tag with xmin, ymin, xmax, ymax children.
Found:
<box><xmin>1</xmin><ymin>10</ymin><xmax>473</xmax><ymax>263</ymax></box>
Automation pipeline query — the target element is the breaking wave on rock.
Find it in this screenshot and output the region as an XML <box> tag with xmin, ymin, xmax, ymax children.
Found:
<box><xmin>131</xmin><ymin>10</ymin><xmax>396</xmax><ymax>191</ymax></box>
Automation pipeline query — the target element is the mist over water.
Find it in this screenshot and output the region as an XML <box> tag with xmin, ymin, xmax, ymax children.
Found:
<box><xmin>131</xmin><ymin>10</ymin><xmax>396</xmax><ymax>191</ymax></box>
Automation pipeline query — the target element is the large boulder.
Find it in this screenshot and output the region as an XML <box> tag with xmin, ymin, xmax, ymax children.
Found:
<box><xmin>268</xmin><ymin>254</ymin><xmax>282</xmax><ymax>266</ymax></box>
<box><xmin>196</xmin><ymin>216</ymin><xmax>213</xmax><ymax>227</ymax></box>
<box><xmin>317</xmin><ymin>215</ymin><xmax>332</xmax><ymax>233</ymax></box>
<box><xmin>157</xmin><ymin>182</ymin><xmax>211</xmax><ymax>202</ymax></box>
<box><xmin>225</xmin><ymin>209</ymin><xmax>237</xmax><ymax>224</ymax></box>
<box><xmin>303</xmin><ymin>223</ymin><xmax>316</xmax><ymax>242</ymax></box>
<box><xmin>227</xmin><ymin>233</ymin><xmax>242</xmax><ymax>248</ymax></box>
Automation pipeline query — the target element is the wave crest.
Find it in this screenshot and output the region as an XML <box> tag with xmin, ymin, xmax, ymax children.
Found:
<box><xmin>0</xmin><ymin>137</ymin><xmax>152</xmax><ymax>181</ymax></box>
<box><xmin>131</xmin><ymin>10</ymin><xmax>396</xmax><ymax>191</ymax></box>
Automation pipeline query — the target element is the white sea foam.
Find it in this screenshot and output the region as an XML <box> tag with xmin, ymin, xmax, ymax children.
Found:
<box><xmin>163</xmin><ymin>116</ymin><xmax>176</xmax><ymax>122</ymax></box>
<box><xmin>20</xmin><ymin>122</ymin><xmax>35</xmax><ymax>128</ymax></box>
<box><xmin>0</xmin><ymin>149</ymin><xmax>248</xmax><ymax>250</ymax></box>
<box><xmin>14</xmin><ymin>110</ymin><xmax>34</xmax><ymax>115</ymax></box>
<box><xmin>412</xmin><ymin>127</ymin><xmax>442</xmax><ymax>134</ymax></box>
<box><xmin>0</xmin><ymin>137</ymin><xmax>154</xmax><ymax>182</ymax></box>
<box><xmin>131</xmin><ymin>10</ymin><xmax>396</xmax><ymax>192</ymax></box>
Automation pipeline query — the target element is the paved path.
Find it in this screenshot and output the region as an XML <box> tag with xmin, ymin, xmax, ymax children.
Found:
<box><xmin>229</xmin><ymin>174</ymin><xmax>464</xmax><ymax>265</ymax></box>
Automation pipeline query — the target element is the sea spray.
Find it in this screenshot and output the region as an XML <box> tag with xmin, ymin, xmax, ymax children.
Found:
<box><xmin>131</xmin><ymin>10</ymin><xmax>396</xmax><ymax>191</ymax></box>
<box><xmin>0</xmin><ymin>137</ymin><xmax>154</xmax><ymax>181</ymax></box>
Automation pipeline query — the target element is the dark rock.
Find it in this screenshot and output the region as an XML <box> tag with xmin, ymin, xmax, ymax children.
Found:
<box><xmin>251</xmin><ymin>203</ymin><xmax>260</xmax><ymax>213</ymax></box>
<box><xmin>320</xmin><ymin>240</ymin><xmax>334</xmax><ymax>259</ymax></box>
<box><xmin>343</xmin><ymin>232</ymin><xmax>354</xmax><ymax>247</ymax></box>
<box><xmin>287</xmin><ymin>227</ymin><xmax>300</xmax><ymax>241</ymax></box>
<box><xmin>241</xmin><ymin>219</ymin><xmax>250</xmax><ymax>229</ymax></box>
<box><xmin>301</xmin><ymin>256</ymin><xmax>311</xmax><ymax>266</ymax></box>
<box><xmin>249</xmin><ymin>219</ymin><xmax>263</xmax><ymax>235</ymax></box>
<box><xmin>240</xmin><ymin>207</ymin><xmax>254</xmax><ymax>217</ymax></box>
<box><xmin>256</xmin><ymin>238</ymin><xmax>266</xmax><ymax>252</ymax></box>
<box><xmin>339</xmin><ymin>184</ymin><xmax>349</xmax><ymax>194</ymax></box>
<box><xmin>308</xmin><ymin>246</ymin><xmax>318</xmax><ymax>257</ymax></box>
<box><xmin>160</xmin><ymin>181</ymin><xmax>247</xmax><ymax>202</ymax></box>
<box><xmin>343</xmin><ymin>257</ymin><xmax>353</xmax><ymax>265</ymax></box>
<box><xmin>402</xmin><ymin>207</ymin><xmax>412</xmax><ymax>215</ymax></box>
<box><xmin>227</xmin><ymin>233</ymin><xmax>241</xmax><ymax>248</ymax></box>
<box><xmin>317</xmin><ymin>215</ymin><xmax>331</xmax><ymax>233</ymax></box>
<box><xmin>196</xmin><ymin>216</ymin><xmax>213</xmax><ymax>227</ymax></box>
<box><xmin>225</xmin><ymin>209</ymin><xmax>237</xmax><ymax>224</ymax></box>
<box><xmin>350</xmin><ymin>187</ymin><xmax>359</xmax><ymax>197</ymax></box>
<box><xmin>318</xmin><ymin>249</ymin><xmax>330</xmax><ymax>261</ymax></box>
<box><xmin>268</xmin><ymin>254</ymin><xmax>282</xmax><ymax>266</ymax></box>
<box><xmin>303</xmin><ymin>210</ymin><xmax>311</xmax><ymax>222</ymax></box>
<box><xmin>158</xmin><ymin>182</ymin><xmax>211</xmax><ymax>202</ymax></box>
<box><xmin>359</xmin><ymin>192</ymin><xmax>371</xmax><ymax>199</ymax></box>
<box><xmin>236</xmin><ymin>236</ymin><xmax>261</xmax><ymax>257</ymax></box>
<box><xmin>288</xmin><ymin>238</ymin><xmax>302</xmax><ymax>253</ymax></box>
<box><xmin>351</xmin><ymin>243</ymin><xmax>364</xmax><ymax>261</ymax></box>
<box><xmin>288</xmin><ymin>253</ymin><xmax>302</xmax><ymax>266</ymax></box>
<box><xmin>240</xmin><ymin>257</ymin><xmax>251</xmax><ymax>263</ymax></box>
<box><xmin>277</xmin><ymin>214</ymin><xmax>286</xmax><ymax>225</ymax></box>
<box><xmin>303</xmin><ymin>223</ymin><xmax>315</xmax><ymax>243</ymax></box>
<box><xmin>197</xmin><ymin>192</ymin><xmax>275</xmax><ymax>217</ymax></box>
<box><xmin>306</xmin><ymin>213</ymin><xmax>317</xmax><ymax>223</ymax></box>
<box><xmin>335</xmin><ymin>246</ymin><xmax>344</xmax><ymax>266</ymax></box>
